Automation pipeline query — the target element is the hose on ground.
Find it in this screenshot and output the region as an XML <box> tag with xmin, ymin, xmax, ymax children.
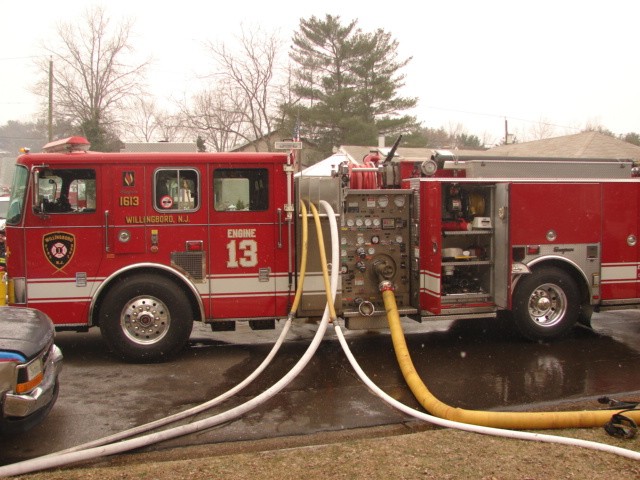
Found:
<box><xmin>332</xmin><ymin>286</ymin><xmax>640</xmax><ymax>460</ymax></box>
<box><xmin>334</xmin><ymin>322</ymin><xmax>640</xmax><ymax>460</ymax></box>
<box><xmin>381</xmin><ymin>288</ymin><xmax>640</xmax><ymax>430</ymax></box>
<box><xmin>0</xmin><ymin>200</ymin><xmax>339</xmax><ymax>477</ymax></box>
<box><xmin>40</xmin><ymin>201</ymin><xmax>311</xmax><ymax>458</ymax></box>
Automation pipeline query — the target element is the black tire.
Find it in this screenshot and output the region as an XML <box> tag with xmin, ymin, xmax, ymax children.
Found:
<box><xmin>99</xmin><ymin>274</ymin><xmax>194</xmax><ymax>362</ymax></box>
<box><xmin>511</xmin><ymin>266</ymin><xmax>579</xmax><ymax>341</ymax></box>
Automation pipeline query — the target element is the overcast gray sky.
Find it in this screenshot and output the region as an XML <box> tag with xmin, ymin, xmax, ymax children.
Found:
<box><xmin>1</xmin><ymin>0</ymin><xmax>639</xmax><ymax>145</ymax></box>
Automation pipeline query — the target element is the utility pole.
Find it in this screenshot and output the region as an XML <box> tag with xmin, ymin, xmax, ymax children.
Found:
<box><xmin>504</xmin><ymin>118</ymin><xmax>508</xmax><ymax>145</ymax></box>
<box><xmin>48</xmin><ymin>57</ymin><xmax>53</xmax><ymax>142</ymax></box>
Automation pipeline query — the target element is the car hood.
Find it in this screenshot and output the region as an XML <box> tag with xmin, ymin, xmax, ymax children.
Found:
<box><xmin>0</xmin><ymin>308</ymin><xmax>55</xmax><ymax>359</ymax></box>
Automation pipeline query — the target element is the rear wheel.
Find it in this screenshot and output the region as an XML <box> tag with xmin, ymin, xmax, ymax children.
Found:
<box><xmin>512</xmin><ymin>266</ymin><xmax>579</xmax><ymax>341</ymax></box>
<box><xmin>99</xmin><ymin>274</ymin><xmax>194</xmax><ymax>362</ymax></box>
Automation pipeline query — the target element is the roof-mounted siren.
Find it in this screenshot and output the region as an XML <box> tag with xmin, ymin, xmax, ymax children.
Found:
<box><xmin>42</xmin><ymin>136</ymin><xmax>91</xmax><ymax>154</ymax></box>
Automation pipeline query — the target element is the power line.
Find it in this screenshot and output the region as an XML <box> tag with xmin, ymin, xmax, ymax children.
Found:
<box><xmin>423</xmin><ymin>105</ymin><xmax>582</xmax><ymax>132</ymax></box>
<box><xmin>0</xmin><ymin>55</ymin><xmax>42</xmax><ymax>61</ymax></box>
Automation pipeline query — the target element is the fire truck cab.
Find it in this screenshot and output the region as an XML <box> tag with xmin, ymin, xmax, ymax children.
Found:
<box><xmin>5</xmin><ymin>137</ymin><xmax>295</xmax><ymax>361</ymax></box>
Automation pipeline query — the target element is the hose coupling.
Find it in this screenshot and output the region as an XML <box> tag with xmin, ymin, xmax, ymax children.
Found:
<box><xmin>378</xmin><ymin>280</ymin><xmax>395</xmax><ymax>292</ymax></box>
<box><xmin>358</xmin><ymin>300</ymin><xmax>375</xmax><ymax>316</ymax></box>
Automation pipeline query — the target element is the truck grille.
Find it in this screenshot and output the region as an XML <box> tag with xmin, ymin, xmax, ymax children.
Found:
<box><xmin>171</xmin><ymin>252</ymin><xmax>206</xmax><ymax>282</ymax></box>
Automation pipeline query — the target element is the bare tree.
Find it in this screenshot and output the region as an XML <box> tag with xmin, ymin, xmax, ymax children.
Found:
<box><xmin>179</xmin><ymin>82</ymin><xmax>251</xmax><ymax>152</ymax></box>
<box><xmin>204</xmin><ymin>26</ymin><xmax>285</xmax><ymax>151</ymax></box>
<box><xmin>121</xmin><ymin>97</ymin><xmax>188</xmax><ymax>143</ymax></box>
<box><xmin>582</xmin><ymin>118</ymin><xmax>615</xmax><ymax>137</ymax></box>
<box><xmin>37</xmin><ymin>6</ymin><xmax>149</xmax><ymax>150</ymax></box>
<box><xmin>122</xmin><ymin>97</ymin><xmax>160</xmax><ymax>142</ymax></box>
<box><xmin>479</xmin><ymin>130</ymin><xmax>498</xmax><ymax>148</ymax></box>
<box><xmin>528</xmin><ymin>117</ymin><xmax>556</xmax><ymax>141</ymax></box>
<box><xmin>155</xmin><ymin>113</ymin><xmax>190</xmax><ymax>143</ymax></box>
<box><xmin>446</xmin><ymin>122</ymin><xmax>466</xmax><ymax>140</ymax></box>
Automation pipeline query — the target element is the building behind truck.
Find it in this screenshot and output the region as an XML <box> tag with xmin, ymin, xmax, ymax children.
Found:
<box><xmin>2</xmin><ymin>136</ymin><xmax>639</xmax><ymax>361</ymax></box>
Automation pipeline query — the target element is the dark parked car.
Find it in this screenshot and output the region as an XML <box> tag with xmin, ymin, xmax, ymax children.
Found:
<box><xmin>0</xmin><ymin>307</ymin><xmax>63</xmax><ymax>433</ymax></box>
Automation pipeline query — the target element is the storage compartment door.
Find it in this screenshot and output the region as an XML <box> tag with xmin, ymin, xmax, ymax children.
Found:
<box><xmin>493</xmin><ymin>183</ymin><xmax>510</xmax><ymax>308</ymax></box>
<box><xmin>601</xmin><ymin>183</ymin><xmax>639</xmax><ymax>300</ymax></box>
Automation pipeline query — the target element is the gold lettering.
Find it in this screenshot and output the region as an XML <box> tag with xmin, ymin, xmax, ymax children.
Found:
<box><xmin>119</xmin><ymin>196</ymin><xmax>140</xmax><ymax>207</ymax></box>
<box><xmin>124</xmin><ymin>215</ymin><xmax>175</xmax><ymax>224</ymax></box>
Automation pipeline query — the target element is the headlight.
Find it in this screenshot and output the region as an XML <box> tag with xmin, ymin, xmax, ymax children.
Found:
<box><xmin>15</xmin><ymin>356</ymin><xmax>44</xmax><ymax>394</ymax></box>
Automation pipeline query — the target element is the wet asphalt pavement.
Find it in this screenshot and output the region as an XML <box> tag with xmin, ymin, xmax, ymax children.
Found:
<box><xmin>1</xmin><ymin>311</ymin><xmax>639</xmax><ymax>465</ymax></box>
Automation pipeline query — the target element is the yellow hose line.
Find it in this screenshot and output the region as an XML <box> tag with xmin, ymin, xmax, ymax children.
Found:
<box><xmin>383</xmin><ymin>289</ymin><xmax>640</xmax><ymax>429</ymax></box>
<box><xmin>309</xmin><ymin>202</ymin><xmax>337</xmax><ymax>322</ymax></box>
<box><xmin>288</xmin><ymin>201</ymin><xmax>309</xmax><ymax>316</ymax></box>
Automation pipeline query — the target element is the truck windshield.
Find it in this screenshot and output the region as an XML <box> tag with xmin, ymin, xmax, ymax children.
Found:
<box><xmin>6</xmin><ymin>165</ymin><xmax>28</xmax><ymax>225</ymax></box>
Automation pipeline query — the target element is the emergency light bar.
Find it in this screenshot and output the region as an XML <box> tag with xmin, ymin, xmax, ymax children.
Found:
<box><xmin>42</xmin><ymin>136</ymin><xmax>91</xmax><ymax>154</ymax></box>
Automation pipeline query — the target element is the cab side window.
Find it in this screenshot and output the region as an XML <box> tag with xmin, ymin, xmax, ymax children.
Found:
<box><xmin>35</xmin><ymin>169</ymin><xmax>96</xmax><ymax>214</ymax></box>
<box><xmin>154</xmin><ymin>168</ymin><xmax>199</xmax><ymax>211</ymax></box>
<box><xmin>213</xmin><ymin>168</ymin><xmax>268</xmax><ymax>212</ymax></box>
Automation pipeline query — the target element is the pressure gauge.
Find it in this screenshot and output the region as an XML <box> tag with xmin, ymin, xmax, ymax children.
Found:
<box><xmin>378</xmin><ymin>195</ymin><xmax>389</xmax><ymax>208</ymax></box>
<box><xmin>373</xmin><ymin>218</ymin><xmax>381</xmax><ymax>227</ymax></box>
<box><xmin>367</xmin><ymin>247</ymin><xmax>376</xmax><ymax>255</ymax></box>
<box><xmin>356</xmin><ymin>218</ymin><xmax>364</xmax><ymax>227</ymax></box>
<box><xmin>356</xmin><ymin>236</ymin><xmax>365</xmax><ymax>245</ymax></box>
<box><xmin>394</xmin><ymin>195</ymin><xmax>406</xmax><ymax>208</ymax></box>
<box><xmin>396</xmin><ymin>235</ymin><xmax>403</xmax><ymax>244</ymax></box>
<box><xmin>371</xmin><ymin>235</ymin><xmax>380</xmax><ymax>244</ymax></box>
<box><xmin>341</xmin><ymin>237</ymin><xmax>348</xmax><ymax>245</ymax></box>
<box><xmin>364</xmin><ymin>218</ymin><xmax>372</xmax><ymax>227</ymax></box>
<box><xmin>346</xmin><ymin>218</ymin><xmax>355</xmax><ymax>227</ymax></box>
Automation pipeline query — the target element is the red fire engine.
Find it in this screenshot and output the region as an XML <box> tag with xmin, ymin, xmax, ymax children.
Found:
<box><xmin>3</xmin><ymin>136</ymin><xmax>639</xmax><ymax>361</ymax></box>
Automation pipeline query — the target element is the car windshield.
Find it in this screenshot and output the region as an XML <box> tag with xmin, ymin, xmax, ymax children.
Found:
<box><xmin>6</xmin><ymin>165</ymin><xmax>28</xmax><ymax>225</ymax></box>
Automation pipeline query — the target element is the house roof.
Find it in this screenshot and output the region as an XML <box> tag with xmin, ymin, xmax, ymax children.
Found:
<box><xmin>337</xmin><ymin>132</ymin><xmax>640</xmax><ymax>165</ymax></box>
<box><xmin>297</xmin><ymin>153</ymin><xmax>359</xmax><ymax>176</ymax></box>
<box><xmin>488</xmin><ymin>131</ymin><xmax>640</xmax><ymax>161</ymax></box>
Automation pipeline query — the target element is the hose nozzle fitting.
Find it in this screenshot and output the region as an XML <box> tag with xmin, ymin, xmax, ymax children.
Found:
<box><xmin>378</xmin><ymin>280</ymin><xmax>394</xmax><ymax>293</ymax></box>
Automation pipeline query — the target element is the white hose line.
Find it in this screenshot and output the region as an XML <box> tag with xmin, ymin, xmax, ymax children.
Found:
<box><xmin>334</xmin><ymin>323</ymin><xmax>640</xmax><ymax>461</ymax></box>
<box><xmin>0</xmin><ymin>202</ymin><xmax>340</xmax><ymax>478</ymax></box>
<box><xmin>45</xmin><ymin>318</ymin><xmax>293</xmax><ymax>457</ymax></box>
<box><xmin>37</xmin><ymin>201</ymin><xmax>312</xmax><ymax>458</ymax></box>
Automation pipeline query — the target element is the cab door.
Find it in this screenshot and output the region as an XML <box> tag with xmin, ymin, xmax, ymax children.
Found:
<box><xmin>208</xmin><ymin>161</ymin><xmax>290</xmax><ymax>319</ymax></box>
<box><xmin>23</xmin><ymin>164</ymin><xmax>104</xmax><ymax>326</ymax></box>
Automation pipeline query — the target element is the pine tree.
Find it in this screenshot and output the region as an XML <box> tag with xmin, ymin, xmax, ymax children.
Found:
<box><xmin>287</xmin><ymin>15</ymin><xmax>418</xmax><ymax>154</ymax></box>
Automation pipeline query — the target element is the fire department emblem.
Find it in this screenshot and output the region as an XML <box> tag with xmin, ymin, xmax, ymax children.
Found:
<box><xmin>123</xmin><ymin>171</ymin><xmax>135</xmax><ymax>187</ymax></box>
<box><xmin>43</xmin><ymin>232</ymin><xmax>76</xmax><ymax>271</ymax></box>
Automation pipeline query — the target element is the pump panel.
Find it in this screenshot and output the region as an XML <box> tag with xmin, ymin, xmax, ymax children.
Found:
<box><xmin>340</xmin><ymin>190</ymin><xmax>412</xmax><ymax>319</ymax></box>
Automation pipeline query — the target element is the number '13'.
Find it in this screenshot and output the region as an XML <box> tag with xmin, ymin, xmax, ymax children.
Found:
<box><xmin>226</xmin><ymin>239</ymin><xmax>258</xmax><ymax>268</ymax></box>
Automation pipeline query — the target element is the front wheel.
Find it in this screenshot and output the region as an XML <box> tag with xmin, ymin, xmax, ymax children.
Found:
<box><xmin>99</xmin><ymin>274</ymin><xmax>194</xmax><ymax>362</ymax></box>
<box><xmin>511</xmin><ymin>266</ymin><xmax>579</xmax><ymax>341</ymax></box>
